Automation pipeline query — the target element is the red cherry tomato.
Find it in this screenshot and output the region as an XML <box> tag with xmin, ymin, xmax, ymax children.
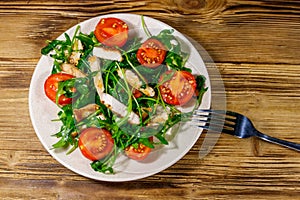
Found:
<box><xmin>78</xmin><ymin>127</ymin><xmax>114</xmax><ymax>161</ymax></box>
<box><xmin>44</xmin><ymin>73</ymin><xmax>74</xmax><ymax>106</ymax></box>
<box><xmin>137</xmin><ymin>38</ymin><xmax>167</xmax><ymax>68</ymax></box>
<box><xmin>125</xmin><ymin>137</ymin><xmax>153</xmax><ymax>161</ymax></box>
<box><xmin>94</xmin><ymin>17</ymin><xmax>128</xmax><ymax>47</ymax></box>
<box><xmin>159</xmin><ymin>70</ymin><xmax>197</xmax><ymax>106</ymax></box>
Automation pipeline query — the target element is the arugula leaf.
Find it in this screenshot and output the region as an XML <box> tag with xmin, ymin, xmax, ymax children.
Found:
<box><xmin>165</xmin><ymin>51</ymin><xmax>191</xmax><ymax>72</ymax></box>
<box><xmin>55</xmin><ymin>79</ymin><xmax>75</xmax><ymax>105</ymax></box>
<box><xmin>141</xmin><ymin>15</ymin><xmax>152</xmax><ymax>38</ymax></box>
<box><xmin>51</xmin><ymin>61</ymin><xmax>62</xmax><ymax>74</ymax></box>
<box><xmin>76</xmin><ymin>32</ymin><xmax>99</xmax><ymax>47</ymax></box>
<box><xmin>51</xmin><ymin>104</ymin><xmax>77</xmax><ymax>149</ymax></box>
<box><xmin>41</xmin><ymin>40</ymin><xmax>63</xmax><ymax>55</ymax></box>
<box><xmin>139</xmin><ymin>137</ymin><xmax>155</xmax><ymax>148</ymax></box>
<box><xmin>91</xmin><ymin>145</ymin><xmax>121</xmax><ymax>174</ymax></box>
<box><xmin>154</xmin><ymin>29</ymin><xmax>191</xmax><ymax>72</ymax></box>
<box><xmin>194</xmin><ymin>75</ymin><xmax>208</xmax><ymax>108</ymax></box>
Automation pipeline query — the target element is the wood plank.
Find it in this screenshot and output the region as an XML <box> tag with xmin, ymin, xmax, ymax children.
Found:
<box><xmin>0</xmin><ymin>1</ymin><xmax>299</xmax><ymax>63</ymax></box>
<box><xmin>1</xmin><ymin>63</ymin><xmax>299</xmax><ymax>189</ymax></box>
<box><xmin>0</xmin><ymin>0</ymin><xmax>300</xmax><ymax>199</ymax></box>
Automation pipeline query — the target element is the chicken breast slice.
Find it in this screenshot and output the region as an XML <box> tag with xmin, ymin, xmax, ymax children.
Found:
<box><xmin>117</xmin><ymin>69</ymin><xmax>155</xmax><ymax>97</ymax></box>
<box><xmin>61</xmin><ymin>63</ymin><xmax>86</xmax><ymax>78</ymax></box>
<box><xmin>88</xmin><ymin>56</ymin><xmax>140</xmax><ymax>124</ymax></box>
<box><xmin>148</xmin><ymin>105</ymin><xmax>169</xmax><ymax>126</ymax></box>
<box><xmin>73</xmin><ymin>103</ymin><xmax>105</xmax><ymax>122</ymax></box>
<box><xmin>93</xmin><ymin>46</ymin><xmax>123</xmax><ymax>62</ymax></box>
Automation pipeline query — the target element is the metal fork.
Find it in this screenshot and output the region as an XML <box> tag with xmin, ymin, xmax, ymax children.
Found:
<box><xmin>193</xmin><ymin>109</ymin><xmax>300</xmax><ymax>152</ymax></box>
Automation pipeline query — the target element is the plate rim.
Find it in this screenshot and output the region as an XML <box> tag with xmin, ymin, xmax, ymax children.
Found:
<box><xmin>28</xmin><ymin>13</ymin><xmax>212</xmax><ymax>182</ymax></box>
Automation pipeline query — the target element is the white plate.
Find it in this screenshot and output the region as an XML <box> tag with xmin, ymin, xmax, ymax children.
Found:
<box><xmin>29</xmin><ymin>13</ymin><xmax>211</xmax><ymax>182</ymax></box>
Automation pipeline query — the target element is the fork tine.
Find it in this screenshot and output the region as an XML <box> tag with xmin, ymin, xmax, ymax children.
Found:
<box><xmin>225</xmin><ymin>110</ymin><xmax>239</xmax><ymax>118</ymax></box>
<box><xmin>193</xmin><ymin>109</ymin><xmax>237</xmax><ymax>135</ymax></box>
<box><xmin>193</xmin><ymin>109</ymin><xmax>225</xmax><ymax>126</ymax></box>
<box><xmin>194</xmin><ymin>109</ymin><xmax>236</xmax><ymax>126</ymax></box>
<box><xmin>194</xmin><ymin>109</ymin><xmax>226</xmax><ymax>121</ymax></box>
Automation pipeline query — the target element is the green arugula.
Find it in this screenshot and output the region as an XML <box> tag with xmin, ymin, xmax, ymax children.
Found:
<box><xmin>42</xmin><ymin>17</ymin><xmax>208</xmax><ymax>174</ymax></box>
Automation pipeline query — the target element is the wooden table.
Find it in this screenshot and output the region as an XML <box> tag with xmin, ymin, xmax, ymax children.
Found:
<box><xmin>1</xmin><ymin>0</ymin><xmax>299</xmax><ymax>199</ymax></box>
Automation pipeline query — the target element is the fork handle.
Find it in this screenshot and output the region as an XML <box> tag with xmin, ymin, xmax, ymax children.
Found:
<box><xmin>255</xmin><ymin>131</ymin><xmax>300</xmax><ymax>151</ymax></box>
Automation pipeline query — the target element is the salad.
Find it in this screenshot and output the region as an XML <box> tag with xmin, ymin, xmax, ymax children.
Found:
<box><xmin>41</xmin><ymin>16</ymin><xmax>207</xmax><ymax>174</ymax></box>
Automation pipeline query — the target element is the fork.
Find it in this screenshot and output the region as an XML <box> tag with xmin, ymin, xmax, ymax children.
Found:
<box><xmin>193</xmin><ymin>109</ymin><xmax>300</xmax><ymax>152</ymax></box>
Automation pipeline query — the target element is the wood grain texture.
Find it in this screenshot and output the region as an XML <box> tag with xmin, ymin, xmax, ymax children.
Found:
<box><xmin>0</xmin><ymin>0</ymin><xmax>300</xmax><ymax>199</ymax></box>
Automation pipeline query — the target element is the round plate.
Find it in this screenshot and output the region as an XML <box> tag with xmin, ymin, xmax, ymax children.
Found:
<box><xmin>29</xmin><ymin>13</ymin><xmax>212</xmax><ymax>182</ymax></box>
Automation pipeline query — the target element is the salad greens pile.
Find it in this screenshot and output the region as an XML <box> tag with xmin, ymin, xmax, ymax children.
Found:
<box><xmin>41</xmin><ymin>16</ymin><xmax>207</xmax><ymax>174</ymax></box>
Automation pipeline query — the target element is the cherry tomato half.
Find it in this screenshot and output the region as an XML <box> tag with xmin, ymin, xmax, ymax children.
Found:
<box><xmin>44</xmin><ymin>73</ymin><xmax>74</xmax><ymax>106</ymax></box>
<box><xmin>94</xmin><ymin>17</ymin><xmax>128</xmax><ymax>47</ymax></box>
<box><xmin>159</xmin><ymin>70</ymin><xmax>197</xmax><ymax>106</ymax></box>
<box><xmin>78</xmin><ymin>127</ymin><xmax>114</xmax><ymax>161</ymax></box>
<box><xmin>125</xmin><ymin>137</ymin><xmax>153</xmax><ymax>161</ymax></box>
<box><xmin>137</xmin><ymin>38</ymin><xmax>167</xmax><ymax>68</ymax></box>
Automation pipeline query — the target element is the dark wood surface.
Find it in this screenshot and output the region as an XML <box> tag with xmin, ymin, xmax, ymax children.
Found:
<box><xmin>0</xmin><ymin>0</ymin><xmax>300</xmax><ymax>199</ymax></box>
